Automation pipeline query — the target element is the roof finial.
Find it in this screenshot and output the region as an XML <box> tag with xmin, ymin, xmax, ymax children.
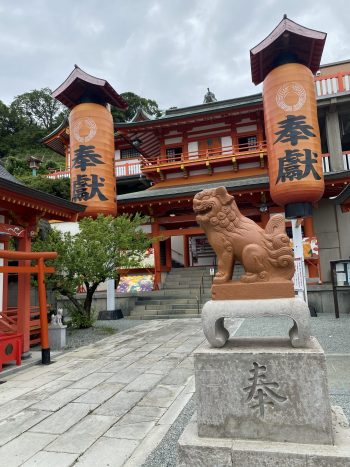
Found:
<box><xmin>203</xmin><ymin>88</ymin><xmax>217</xmax><ymax>104</ymax></box>
<box><xmin>283</xmin><ymin>14</ymin><xmax>287</xmax><ymax>19</ymax></box>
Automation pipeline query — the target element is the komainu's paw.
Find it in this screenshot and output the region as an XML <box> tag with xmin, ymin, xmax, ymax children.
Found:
<box><xmin>213</xmin><ymin>272</ymin><xmax>229</xmax><ymax>284</ymax></box>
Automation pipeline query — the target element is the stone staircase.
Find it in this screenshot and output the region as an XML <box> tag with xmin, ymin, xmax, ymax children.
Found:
<box><xmin>127</xmin><ymin>264</ymin><xmax>245</xmax><ymax>320</ymax></box>
<box><xmin>128</xmin><ymin>266</ymin><xmax>212</xmax><ymax>320</ymax></box>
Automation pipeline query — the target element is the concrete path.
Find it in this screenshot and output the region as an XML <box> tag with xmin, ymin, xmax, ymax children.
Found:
<box><xmin>0</xmin><ymin>315</ymin><xmax>349</xmax><ymax>466</ymax></box>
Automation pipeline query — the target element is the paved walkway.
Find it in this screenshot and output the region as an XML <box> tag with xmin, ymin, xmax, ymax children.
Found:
<box><xmin>0</xmin><ymin>319</ymin><xmax>208</xmax><ymax>467</ymax></box>
<box><xmin>0</xmin><ymin>315</ymin><xmax>349</xmax><ymax>466</ymax></box>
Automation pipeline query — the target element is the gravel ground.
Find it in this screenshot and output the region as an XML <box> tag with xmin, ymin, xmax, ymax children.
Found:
<box><xmin>65</xmin><ymin>318</ymin><xmax>144</xmax><ymax>350</ymax></box>
<box><xmin>143</xmin><ymin>397</ymin><xmax>196</xmax><ymax>467</ymax></box>
<box><xmin>235</xmin><ymin>313</ymin><xmax>350</xmax><ymax>353</ymax></box>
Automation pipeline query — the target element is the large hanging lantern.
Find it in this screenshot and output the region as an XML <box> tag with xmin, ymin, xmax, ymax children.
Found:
<box><xmin>263</xmin><ymin>63</ymin><xmax>324</xmax><ymax>217</ymax></box>
<box><xmin>250</xmin><ymin>16</ymin><xmax>327</xmax><ymax>218</ymax></box>
<box><xmin>52</xmin><ymin>66</ymin><xmax>128</xmax><ymax>218</ymax></box>
<box><xmin>69</xmin><ymin>103</ymin><xmax>116</xmax><ymax>217</ymax></box>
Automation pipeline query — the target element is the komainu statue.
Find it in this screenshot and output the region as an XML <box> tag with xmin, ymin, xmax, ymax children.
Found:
<box><xmin>193</xmin><ymin>186</ymin><xmax>295</xmax><ymax>299</ymax></box>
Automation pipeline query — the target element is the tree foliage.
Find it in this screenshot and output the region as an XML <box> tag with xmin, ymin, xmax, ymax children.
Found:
<box><xmin>32</xmin><ymin>214</ymin><xmax>151</xmax><ymax>327</ymax></box>
<box><xmin>112</xmin><ymin>91</ymin><xmax>162</xmax><ymax>122</ymax></box>
<box><xmin>19</xmin><ymin>175</ymin><xmax>70</xmax><ymax>199</ymax></box>
<box><xmin>11</xmin><ymin>87</ymin><xmax>66</xmax><ymax>130</ymax></box>
<box><xmin>0</xmin><ymin>88</ymin><xmax>65</xmax><ymax>160</ymax></box>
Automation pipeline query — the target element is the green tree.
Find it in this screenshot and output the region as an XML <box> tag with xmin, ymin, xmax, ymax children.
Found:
<box><xmin>19</xmin><ymin>175</ymin><xmax>70</xmax><ymax>199</ymax></box>
<box><xmin>111</xmin><ymin>92</ymin><xmax>162</xmax><ymax>122</ymax></box>
<box><xmin>11</xmin><ymin>88</ymin><xmax>66</xmax><ymax>130</ymax></box>
<box><xmin>33</xmin><ymin>214</ymin><xmax>151</xmax><ymax>327</ymax></box>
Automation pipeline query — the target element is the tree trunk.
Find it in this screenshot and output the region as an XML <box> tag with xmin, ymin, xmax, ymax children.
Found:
<box><xmin>83</xmin><ymin>282</ymin><xmax>99</xmax><ymax>320</ymax></box>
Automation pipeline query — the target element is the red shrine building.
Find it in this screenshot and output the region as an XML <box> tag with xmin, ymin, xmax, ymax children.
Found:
<box><xmin>42</xmin><ymin>17</ymin><xmax>350</xmax><ymax>298</ymax></box>
<box><xmin>0</xmin><ymin>165</ymin><xmax>84</xmax><ymax>362</ymax></box>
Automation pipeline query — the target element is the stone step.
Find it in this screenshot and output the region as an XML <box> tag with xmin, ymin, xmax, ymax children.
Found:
<box><xmin>135</xmin><ymin>297</ymin><xmax>197</xmax><ymax>306</ymax></box>
<box><xmin>127</xmin><ymin>313</ymin><xmax>201</xmax><ymax>320</ymax></box>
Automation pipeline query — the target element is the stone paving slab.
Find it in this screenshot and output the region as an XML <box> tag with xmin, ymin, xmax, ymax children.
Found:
<box><xmin>0</xmin><ymin>316</ymin><xmax>348</xmax><ymax>466</ymax></box>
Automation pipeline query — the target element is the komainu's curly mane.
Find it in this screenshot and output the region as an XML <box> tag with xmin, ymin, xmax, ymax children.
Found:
<box><xmin>193</xmin><ymin>186</ymin><xmax>295</xmax><ymax>284</ymax></box>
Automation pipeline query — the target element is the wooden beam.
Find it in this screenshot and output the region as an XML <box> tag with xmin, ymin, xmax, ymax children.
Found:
<box><xmin>159</xmin><ymin>226</ymin><xmax>204</xmax><ymax>237</ymax></box>
<box><xmin>158</xmin><ymin>214</ymin><xmax>196</xmax><ymax>224</ymax></box>
<box><xmin>0</xmin><ymin>266</ymin><xmax>55</xmax><ymax>274</ymax></box>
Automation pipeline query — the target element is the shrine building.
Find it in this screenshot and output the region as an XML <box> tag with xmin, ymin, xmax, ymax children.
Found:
<box><xmin>42</xmin><ymin>17</ymin><xmax>350</xmax><ymax>297</ymax></box>
<box><xmin>0</xmin><ymin>164</ymin><xmax>84</xmax><ymax>359</ymax></box>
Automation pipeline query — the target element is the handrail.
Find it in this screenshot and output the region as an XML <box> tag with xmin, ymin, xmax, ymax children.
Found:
<box><xmin>196</xmin><ymin>271</ymin><xmax>205</xmax><ymax>314</ymax></box>
<box><xmin>143</xmin><ymin>142</ymin><xmax>267</xmax><ymax>169</ymax></box>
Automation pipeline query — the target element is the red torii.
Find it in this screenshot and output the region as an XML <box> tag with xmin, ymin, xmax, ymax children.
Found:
<box><xmin>0</xmin><ymin>250</ymin><xmax>57</xmax><ymax>365</ymax></box>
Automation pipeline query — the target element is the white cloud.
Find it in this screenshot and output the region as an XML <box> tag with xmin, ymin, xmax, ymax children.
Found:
<box><xmin>0</xmin><ymin>0</ymin><xmax>349</xmax><ymax>108</ymax></box>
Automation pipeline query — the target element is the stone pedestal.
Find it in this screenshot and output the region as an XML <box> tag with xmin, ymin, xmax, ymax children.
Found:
<box><xmin>202</xmin><ymin>298</ymin><xmax>311</xmax><ymax>348</ymax></box>
<box><xmin>48</xmin><ymin>324</ymin><xmax>67</xmax><ymax>350</ymax></box>
<box><xmin>195</xmin><ymin>337</ymin><xmax>333</xmax><ymax>445</ymax></box>
<box><xmin>177</xmin><ymin>299</ymin><xmax>350</xmax><ymax>466</ymax></box>
<box><xmin>178</xmin><ymin>409</ymin><xmax>350</xmax><ymax>467</ymax></box>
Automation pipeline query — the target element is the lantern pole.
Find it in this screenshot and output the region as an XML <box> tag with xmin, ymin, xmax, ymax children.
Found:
<box><xmin>106</xmin><ymin>278</ymin><xmax>116</xmax><ymax>312</ymax></box>
<box><xmin>291</xmin><ymin>219</ymin><xmax>308</xmax><ymax>304</ymax></box>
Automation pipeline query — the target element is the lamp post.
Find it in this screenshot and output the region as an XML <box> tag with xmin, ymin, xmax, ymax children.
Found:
<box><xmin>27</xmin><ymin>156</ymin><xmax>42</xmax><ymax>177</ymax></box>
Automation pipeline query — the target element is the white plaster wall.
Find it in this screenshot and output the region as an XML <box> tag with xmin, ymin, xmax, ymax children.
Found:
<box><xmin>192</xmin><ymin>123</ymin><xmax>228</xmax><ymax>131</ymax></box>
<box><xmin>51</xmin><ymin>222</ymin><xmax>80</xmax><ymax>235</ymax></box>
<box><xmin>164</xmin><ymin>137</ymin><xmax>182</xmax><ymax>145</ymax></box>
<box><xmin>188</xmin><ymin>141</ymin><xmax>199</xmax><ymax>159</ymax></box>
<box><xmin>171</xmin><ymin>236</ymin><xmax>184</xmax><ymax>265</ymax></box>
<box><xmin>115</xmin><ymin>150</ymin><xmax>121</xmax><ymax>160</ymax></box>
<box><xmin>236</xmin><ymin>124</ymin><xmax>257</xmax><ymax>134</ymax></box>
<box><xmin>221</xmin><ymin>136</ymin><xmax>232</xmax><ymax>150</ymax></box>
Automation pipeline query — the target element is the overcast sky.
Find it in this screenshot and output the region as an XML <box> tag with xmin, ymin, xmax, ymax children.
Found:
<box><xmin>1</xmin><ymin>0</ymin><xmax>349</xmax><ymax>110</ymax></box>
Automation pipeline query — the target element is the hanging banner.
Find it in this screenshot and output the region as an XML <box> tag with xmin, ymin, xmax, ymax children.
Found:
<box><xmin>69</xmin><ymin>103</ymin><xmax>117</xmax><ymax>217</ymax></box>
<box><xmin>263</xmin><ymin>63</ymin><xmax>325</xmax><ymax>208</ymax></box>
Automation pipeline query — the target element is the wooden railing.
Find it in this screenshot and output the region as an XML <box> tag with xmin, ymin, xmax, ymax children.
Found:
<box><xmin>115</xmin><ymin>161</ymin><xmax>142</xmax><ymax>177</ymax></box>
<box><xmin>321</xmin><ymin>151</ymin><xmax>350</xmax><ymax>173</ymax></box>
<box><xmin>0</xmin><ymin>306</ymin><xmax>45</xmax><ymax>346</ymax></box>
<box><xmin>46</xmin><ymin>170</ymin><xmax>70</xmax><ymax>179</ymax></box>
<box><xmin>46</xmin><ymin>161</ymin><xmax>143</xmax><ymax>180</ymax></box>
<box><xmin>315</xmin><ymin>71</ymin><xmax>350</xmax><ymax>97</ymax></box>
<box><xmin>143</xmin><ymin>142</ymin><xmax>267</xmax><ymax>169</ymax></box>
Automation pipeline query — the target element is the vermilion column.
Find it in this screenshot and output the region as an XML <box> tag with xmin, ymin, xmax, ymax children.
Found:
<box><xmin>152</xmin><ymin>222</ymin><xmax>161</xmax><ymax>289</ymax></box>
<box><xmin>260</xmin><ymin>212</ymin><xmax>270</xmax><ymax>229</ymax></box>
<box><xmin>303</xmin><ymin>217</ymin><xmax>319</xmax><ymax>278</ymax></box>
<box><xmin>183</xmin><ymin>235</ymin><xmax>190</xmax><ymax>267</ymax></box>
<box><xmin>165</xmin><ymin>238</ymin><xmax>172</xmax><ymax>270</ymax></box>
<box><xmin>17</xmin><ymin>233</ymin><xmax>31</xmax><ymax>353</ymax></box>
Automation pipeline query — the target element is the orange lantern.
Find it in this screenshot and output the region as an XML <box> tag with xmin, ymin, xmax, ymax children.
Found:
<box><xmin>263</xmin><ymin>63</ymin><xmax>324</xmax><ymax>217</ymax></box>
<box><xmin>69</xmin><ymin>103</ymin><xmax>117</xmax><ymax>217</ymax></box>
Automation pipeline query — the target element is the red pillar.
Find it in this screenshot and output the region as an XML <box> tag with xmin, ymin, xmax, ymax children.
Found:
<box><xmin>152</xmin><ymin>221</ymin><xmax>161</xmax><ymax>289</ymax></box>
<box><xmin>303</xmin><ymin>217</ymin><xmax>315</xmax><ymax>238</ymax></box>
<box><xmin>260</xmin><ymin>212</ymin><xmax>270</xmax><ymax>229</ymax></box>
<box><xmin>165</xmin><ymin>237</ymin><xmax>172</xmax><ymax>270</ymax></box>
<box><xmin>183</xmin><ymin>235</ymin><xmax>190</xmax><ymax>267</ymax></box>
<box><xmin>17</xmin><ymin>232</ymin><xmax>31</xmax><ymax>353</ymax></box>
<box><xmin>303</xmin><ymin>217</ymin><xmax>318</xmax><ymax>279</ymax></box>
<box><xmin>1</xmin><ymin>239</ymin><xmax>9</xmax><ymax>312</ymax></box>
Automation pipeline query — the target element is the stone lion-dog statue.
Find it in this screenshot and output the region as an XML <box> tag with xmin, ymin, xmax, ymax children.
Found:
<box><xmin>193</xmin><ymin>186</ymin><xmax>294</xmax><ymax>287</ymax></box>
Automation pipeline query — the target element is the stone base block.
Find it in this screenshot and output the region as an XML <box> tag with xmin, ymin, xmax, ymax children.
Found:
<box><xmin>202</xmin><ymin>298</ymin><xmax>311</xmax><ymax>348</ymax></box>
<box><xmin>195</xmin><ymin>337</ymin><xmax>333</xmax><ymax>445</ymax></box>
<box><xmin>178</xmin><ymin>408</ymin><xmax>350</xmax><ymax>467</ymax></box>
<box><xmin>48</xmin><ymin>325</ymin><xmax>67</xmax><ymax>350</ymax></box>
<box><xmin>212</xmin><ymin>280</ymin><xmax>295</xmax><ymax>300</ymax></box>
